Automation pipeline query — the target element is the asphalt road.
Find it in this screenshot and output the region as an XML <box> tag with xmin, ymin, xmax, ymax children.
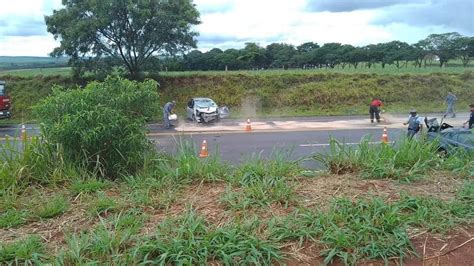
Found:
<box><xmin>150</xmin><ymin>128</ymin><xmax>405</xmax><ymax>169</ymax></box>
<box><xmin>0</xmin><ymin>117</ymin><xmax>435</xmax><ymax>168</ymax></box>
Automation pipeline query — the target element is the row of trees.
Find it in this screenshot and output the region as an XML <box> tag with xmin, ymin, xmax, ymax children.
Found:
<box><xmin>159</xmin><ymin>32</ymin><xmax>474</xmax><ymax>71</ymax></box>
<box><xmin>45</xmin><ymin>1</ymin><xmax>473</xmax><ymax>78</ymax></box>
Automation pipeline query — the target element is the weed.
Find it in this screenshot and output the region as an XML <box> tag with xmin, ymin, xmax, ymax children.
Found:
<box><xmin>34</xmin><ymin>194</ymin><xmax>70</xmax><ymax>219</ymax></box>
<box><xmin>58</xmin><ymin>210</ymin><xmax>145</xmax><ymax>264</ymax></box>
<box><xmin>0</xmin><ymin>209</ymin><xmax>29</xmax><ymax>228</ymax></box>
<box><xmin>70</xmin><ymin>178</ymin><xmax>109</xmax><ymax>195</ymax></box>
<box><xmin>314</xmin><ymin>137</ymin><xmax>462</xmax><ymax>181</ymax></box>
<box><xmin>136</xmin><ymin>209</ymin><xmax>282</xmax><ymax>265</ymax></box>
<box><xmin>88</xmin><ymin>192</ymin><xmax>118</xmax><ymax>217</ymax></box>
<box><xmin>0</xmin><ymin>235</ymin><xmax>45</xmax><ymax>264</ymax></box>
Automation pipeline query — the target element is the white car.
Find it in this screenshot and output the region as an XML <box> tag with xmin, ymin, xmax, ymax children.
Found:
<box><xmin>186</xmin><ymin>97</ymin><xmax>230</xmax><ymax>123</ymax></box>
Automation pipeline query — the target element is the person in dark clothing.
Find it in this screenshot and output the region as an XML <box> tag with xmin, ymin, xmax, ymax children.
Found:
<box><xmin>369</xmin><ymin>99</ymin><xmax>383</xmax><ymax>123</ymax></box>
<box><xmin>163</xmin><ymin>101</ymin><xmax>176</xmax><ymax>129</ymax></box>
<box><xmin>463</xmin><ymin>104</ymin><xmax>474</xmax><ymax>129</ymax></box>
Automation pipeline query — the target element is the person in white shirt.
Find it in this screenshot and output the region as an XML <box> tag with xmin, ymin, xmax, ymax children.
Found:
<box><xmin>403</xmin><ymin>109</ymin><xmax>424</xmax><ymax>139</ymax></box>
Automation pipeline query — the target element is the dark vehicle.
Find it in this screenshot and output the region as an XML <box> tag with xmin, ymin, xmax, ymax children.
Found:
<box><xmin>425</xmin><ymin>117</ymin><xmax>474</xmax><ymax>153</ymax></box>
<box><xmin>0</xmin><ymin>81</ymin><xmax>12</xmax><ymax>119</ymax></box>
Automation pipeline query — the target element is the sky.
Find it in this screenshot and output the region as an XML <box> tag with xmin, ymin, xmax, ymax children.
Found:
<box><xmin>0</xmin><ymin>0</ymin><xmax>473</xmax><ymax>56</ymax></box>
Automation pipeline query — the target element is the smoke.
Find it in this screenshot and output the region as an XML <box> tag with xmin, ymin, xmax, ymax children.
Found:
<box><xmin>239</xmin><ymin>96</ymin><xmax>260</xmax><ymax>119</ymax></box>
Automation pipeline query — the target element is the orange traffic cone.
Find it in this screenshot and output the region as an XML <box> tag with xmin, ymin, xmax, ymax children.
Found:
<box><xmin>199</xmin><ymin>140</ymin><xmax>209</xmax><ymax>158</ymax></box>
<box><xmin>245</xmin><ymin>119</ymin><xmax>252</xmax><ymax>132</ymax></box>
<box><xmin>381</xmin><ymin>127</ymin><xmax>389</xmax><ymax>144</ymax></box>
<box><xmin>21</xmin><ymin>124</ymin><xmax>27</xmax><ymax>142</ymax></box>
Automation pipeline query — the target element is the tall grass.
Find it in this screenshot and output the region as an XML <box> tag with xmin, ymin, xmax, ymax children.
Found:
<box><xmin>314</xmin><ymin>136</ymin><xmax>472</xmax><ymax>181</ymax></box>
<box><xmin>136</xmin><ymin>209</ymin><xmax>281</xmax><ymax>265</ymax></box>
<box><xmin>222</xmin><ymin>150</ymin><xmax>301</xmax><ymax>209</ymax></box>
<box><xmin>0</xmin><ymin>136</ymin><xmax>88</xmax><ymax>191</ymax></box>
<box><xmin>270</xmin><ymin>183</ymin><xmax>473</xmax><ymax>265</ymax></box>
<box><xmin>0</xmin><ymin>235</ymin><xmax>45</xmax><ymax>264</ymax></box>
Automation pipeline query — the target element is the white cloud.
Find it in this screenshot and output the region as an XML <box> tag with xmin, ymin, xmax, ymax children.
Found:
<box><xmin>0</xmin><ymin>0</ymin><xmax>470</xmax><ymax>56</ymax></box>
<box><xmin>0</xmin><ymin>36</ymin><xmax>59</xmax><ymax>56</ymax></box>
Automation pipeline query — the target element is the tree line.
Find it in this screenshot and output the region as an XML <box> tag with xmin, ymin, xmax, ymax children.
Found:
<box><xmin>158</xmin><ymin>32</ymin><xmax>474</xmax><ymax>72</ymax></box>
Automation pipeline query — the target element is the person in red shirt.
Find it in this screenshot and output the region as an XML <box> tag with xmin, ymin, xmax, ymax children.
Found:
<box><xmin>369</xmin><ymin>99</ymin><xmax>383</xmax><ymax>123</ymax></box>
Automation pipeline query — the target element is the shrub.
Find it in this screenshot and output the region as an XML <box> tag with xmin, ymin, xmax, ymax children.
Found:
<box><xmin>35</xmin><ymin>77</ymin><xmax>160</xmax><ymax>178</ymax></box>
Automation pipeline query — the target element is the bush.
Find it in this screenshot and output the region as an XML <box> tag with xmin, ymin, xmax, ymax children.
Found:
<box><xmin>35</xmin><ymin>77</ymin><xmax>160</xmax><ymax>178</ymax></box>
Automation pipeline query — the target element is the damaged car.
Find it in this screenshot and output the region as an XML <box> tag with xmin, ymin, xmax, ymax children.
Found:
<box><xmin>425</xmin><ymin>117</ymin><xmax>474</xmax><ymax>154</ymax></box>
<box><xmin>186</xmin><ymin>97</ymin><xmax>230</xmax><ymax>123</ymax></box>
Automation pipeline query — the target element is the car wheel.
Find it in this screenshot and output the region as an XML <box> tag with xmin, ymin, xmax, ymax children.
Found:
<box><xmin>437</xmin><ymin>148</ymin><xmax>448</xmax><ymax>158</ymax></box>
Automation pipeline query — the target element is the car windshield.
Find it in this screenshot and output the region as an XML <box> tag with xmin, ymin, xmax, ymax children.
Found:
<box><xmin>195</xmin><ymin>99</ymin><xmax>216</xmax><ymax>108</ymax></box>
<box><xmin>0</xmin><ymin>84</ymin><xmax>5</xmax><ymax>96</ymax></box>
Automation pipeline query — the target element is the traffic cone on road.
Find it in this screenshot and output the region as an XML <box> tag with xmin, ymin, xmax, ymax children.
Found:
<box><xmin>199</xmin><ymin>140</ymin><xmax>209</xmax><ymax>158</ymax></box>
<box><xmin>381</xmin><ymin>127</ymin><xmax>389</xmax><ymax>144</ymax></box>
<box><xmin>245</xmin><ymin>119</ymin><xmax>252</xmax><ymax>132</ymax></box>
<box><xmin>21</xmin><ymin>124</ymin><xmax>27</xmax><ymax>142</ymax></box>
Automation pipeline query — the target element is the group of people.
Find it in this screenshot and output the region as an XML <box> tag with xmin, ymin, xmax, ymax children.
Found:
<box><xmin>369</xmin><ymin>92</ymin><xmax>473</xmax><ymax>138</ymax></box>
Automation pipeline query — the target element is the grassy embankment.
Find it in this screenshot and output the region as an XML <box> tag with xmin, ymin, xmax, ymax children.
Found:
<box><xmin>0</xmin><ymin>68</ymin><xmax>473</xmax><ymax>123</ymax></box>
<box><xmin>0</xmin><ymin>77</ymin><xmax>472</xmax><ymax>264</ymax></box>
<box><xmin>1</xmin><ymin>137</ymin><xmax>472</xmax><ymax>265</ymax></box>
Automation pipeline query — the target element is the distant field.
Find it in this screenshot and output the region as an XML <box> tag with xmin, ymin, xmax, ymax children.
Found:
<box><xmin>0</xmin><ymin>67</ymin><xmax>72</xmax><ymax>77</ymax></box>
<box><xmin>0</xmin><ymin>56</ymin><xmax>68</xmax><ymax>71</ymax></box>
<box><xmin>1</xmin><ymin>62</ymin><xmax>473</xmax><ymax>78</ymax></box>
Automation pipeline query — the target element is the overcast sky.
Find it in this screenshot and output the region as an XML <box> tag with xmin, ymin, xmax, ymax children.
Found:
<box><xmin>0</xmin><ymin>0</ymin><xmax>472</xmax><ymax>56</ymax></box>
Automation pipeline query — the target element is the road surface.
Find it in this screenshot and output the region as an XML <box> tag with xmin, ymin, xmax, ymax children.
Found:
<box><xmin>0</xmin><ymin>114</ymin><xmax>467</xmax><ymax>168</ymax></box>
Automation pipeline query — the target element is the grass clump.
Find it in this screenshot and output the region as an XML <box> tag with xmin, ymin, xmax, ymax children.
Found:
<box><xmin>0</xmin><ymin>235</ymin><xmax>45</xmax><ymax>264</ymax></box>
<box><xmin>314</xmin><ymin>136</ymin><xmax>470</xmax><ymax>181</ymax></box>
<box><xmin>136</xmin><ymin>209</ymin><xmax>281</xmax><ymax>265</ymax></box>
<box><xmin>57</xmin><ymin>211</ymin><xmax>145</xmax><ymax>264</ymax></box>
<box><xmin>222</xmin><ymin>151</ymin><xmax>300</xmax><ymax>209</ymax></box>
<box><xmin>34</xmin><ymin>194</ymin><xmax>70</xmax><ymax>219</ymax></box>
<box><xmin>87</xmin><ymin>192</ymin><xmax>119</xmax><ymax>217</ymax></box>
<box><xmin>70</xmin><ymin>179</ymin><xmax>110</xmax><ymax>195</ymax></box>
<box><xmin>270</xmin><ymin>187</ymin><xmax>473</xmax><ymax>265</ymax></box>
<box><xmin>0</xmin><ymin>209</ymin><xmax>29</xmax><ymax>228</ymax></box>
<box><xmin>155</xmin><ymin>139</ymin><xmax>230</xmax><ymax>183</ymax></box>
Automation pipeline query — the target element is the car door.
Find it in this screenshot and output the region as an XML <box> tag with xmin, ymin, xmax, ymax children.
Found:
<box><xmin>186</xmin><ymin>100</ymin><xmax>194</xmax><ymax>120</ymax></box>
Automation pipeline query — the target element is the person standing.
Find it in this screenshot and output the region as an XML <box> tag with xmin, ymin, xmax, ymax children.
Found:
<box><xmin>403</xmin><ymin>109</ymin><xmax>424</xmax><ymax>138</ymax></box>
<box><xmin>163</xmin><ymin>101</ymin><xmax>176</xmax><ymax>129</ymax></box>
<box><xmin>463</xmin><ymin>104</ymin><xmax>474</xmax><ymax>129</ymax></box>
<box><xmin>369</xmin><ymin>99</ymin><xmax>383</xmax><ymax>123</ymax></box>
<box><xmin>444</xmin><ymin>92</ymin><xmax>457</xmax><ymax>118</ymax></box>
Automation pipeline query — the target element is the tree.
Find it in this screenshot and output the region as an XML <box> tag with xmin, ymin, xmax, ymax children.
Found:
<box><xmin>238</xmin><ymin>43</ymin><xmax>267</xmax><ymax>69</ymax></box>
<box><xmin>423</xmin><ymin>32</ymin><xmax>461</xmax><ymax>67</ymax></box>
<box><xmin>454</xmin><ymin>37</ymin><xmax>474</xmax><ymax>67</ymax></box>
<box><xmin>45</xmin><ymin>0</ymin><xmax>200</xmax><ymax>79</ymax></box>
<box><xmin>265</xmin><ymin>43</ymin><xmax>297</xmax><ymax>69</ymax></box>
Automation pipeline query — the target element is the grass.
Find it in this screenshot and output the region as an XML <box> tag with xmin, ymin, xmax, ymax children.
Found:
<box><xmin>314</xmin><ymin>136</ymin><xmax>473</xmax><ymax>182</ymax></box>
<box><xmin>135</xmin><ymin>209</ymin><xmax>281</xmax><ymax>265</ymax></box>
<box><xmin>70</xmin><ymin>179</ymin><xmax>110</xmax><ymax>195</ymax></box>
<box><xmin>0</xmin><ymin>209</ymin><xmax>29</xmax><ymax>228</ymax></box>
<box><xmin>221</xmin><ymin>151</ymin><xmax>301</xmax><ymax>209</ymax></box>
<box><xmin>270</xmin><ymin>183</ymin><xmax>474</xmax><ymax>265</ymax></box>
<box><xmin>87</xmin><ymin>192</ymin><xmax>119</xmax><ymax>217</ymax></box>
<box><xmin>33</xmin><ymin>194</ymin><xmax>70</xmax><ymax>219</ymax></box>
<box><xmin>0</xmin><ymin>235</ymin><xmax>45</xmax><ymax>264</ymax></box>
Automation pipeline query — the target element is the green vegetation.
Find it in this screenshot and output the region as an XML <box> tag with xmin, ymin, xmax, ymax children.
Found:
<box><xmin>35</xmin><ymin>77</ymin><xmax>160</xmax><ymax>178</ymax></box>
<box><xmin>315</xmin><ymin>137</ymin><xmax>474</xmax><ymax>181</ymax></box>
<box><xmin>0</xmin><ymin>76</ymin><xmax>472</xmax><ymax>265</ymax></box>
<box><xmin>0</xmin><ymin>235</ymin><xmax>45</xmax><ymax>264</ymax></box>
<box><xmin>0</xmin><ymin>56</ymin><xmax>68</xmax><ymax>71</ymax></box>
<box><xmin>1</xmin><ymin>70</ymin><xmax>474</xmax><ymax>121</ymax></box>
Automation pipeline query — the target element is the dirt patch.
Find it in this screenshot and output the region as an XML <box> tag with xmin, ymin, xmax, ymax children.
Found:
<box><xmin>295</xmin><ymin>173</ymin><xmax>466</xmax><ymax>209</ymax></box>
